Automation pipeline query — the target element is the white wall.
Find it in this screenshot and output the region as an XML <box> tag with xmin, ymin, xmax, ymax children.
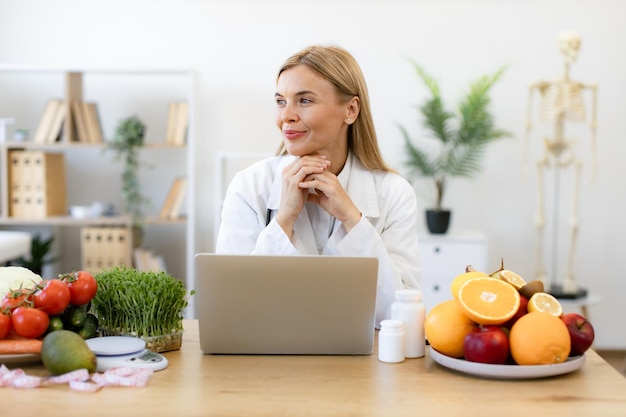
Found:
<box><xmin>1</xmin><ymin>0</ymin><xmax>625</xmax><ymax>349</ymax></box>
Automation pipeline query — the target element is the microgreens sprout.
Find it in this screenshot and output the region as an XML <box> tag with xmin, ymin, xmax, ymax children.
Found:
<box><xmin>92</xmin><ymin>266</ymin><xmax>194</xmax><ymax>338</ymax></box>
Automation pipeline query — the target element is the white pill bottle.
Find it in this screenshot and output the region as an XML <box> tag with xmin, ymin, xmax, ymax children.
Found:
<box><xmin>390</xmin><ymin>289</ymin><xmax>426</xmax><ymax>358</ymax></box>
<box><xmin>378</xmin><ymin>319</ymin><xmax>405</xmax><ymax>363</ymax></box>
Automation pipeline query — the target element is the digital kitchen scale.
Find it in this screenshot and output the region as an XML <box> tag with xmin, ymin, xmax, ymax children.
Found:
<box><xmin>86</xmin><ymin>336</ymin><xmax>168</xmax><ymax>372</ymax></box>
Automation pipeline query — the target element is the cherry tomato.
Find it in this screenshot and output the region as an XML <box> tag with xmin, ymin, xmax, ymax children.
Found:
<box><xmin>33</xmin><ymin>279</ymin><xmax>71</xmax><ymax>315</ymax></box>
<box><xmin>12</xmin><ymin>307</ymin><xmax>49</xmax><ymax>339</ymax></box>
<box><xmin>1</xmin><ymin>289</ymin><xmax>32</xmax><ymax>312</ymax></box>
<box><xmin>63</xmin><ymin>271</ymin><xmax>98</xmax><ymax>306</ymax></box>
<box><xmin>0</xmin><ymin>312</ymin><xmax>11</xmax><ymax>339</ymax></box>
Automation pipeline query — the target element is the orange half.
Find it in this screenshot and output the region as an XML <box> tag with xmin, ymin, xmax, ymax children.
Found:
<box><xmin>457</xmin><ymin>277</ymin><xmax>521</xmax><ymax>325</ymax></box>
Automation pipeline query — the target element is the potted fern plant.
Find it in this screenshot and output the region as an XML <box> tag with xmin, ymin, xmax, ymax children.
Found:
<box><xmin>399</xmin><ymin>61</ymin><xmax>512</xmax><ymax>234</ymax></box>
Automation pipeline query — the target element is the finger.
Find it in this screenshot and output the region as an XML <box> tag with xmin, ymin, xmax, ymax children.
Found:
<box><xmin>298</xmin><ymin>175</ymin><xmax>322</xmax><ymax>189</ymax></box>
<box><xmin>285</xmin><ymin>160</ymin><xmax>329</xmax><ymax>183</ymax></box>
<box><xmin>299</xmin><ymin>168</ymin><xmax>336</xmax><ymax>188</ymax></box>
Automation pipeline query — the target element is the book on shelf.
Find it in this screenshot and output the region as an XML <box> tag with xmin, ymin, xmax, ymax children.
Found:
<box><xmin>174</xmin><ymin>101</ymin><xmax>189</xmax><ymax>145</ymax></box>
<box><xmin>71</xmin><ymin>101</ymin><xmax>104</xmax><ymax>143</ymax></box>
<box><xmin>46</xmin><ymin>101</ymin><xmax>67</xmax><ymax>143</ymax></box>
<box><xmin>71</xmin><ymin>101</ymin><xmax>90</xmax><ymax>143</ymax></box>
<box><xmin>165</xmin><ymin>101</ymin><xmax>189</xmax><ymax>145</ymax></box>
<box><xmin>159</xmin><ymin>176</ymin><xmax>187</xmax><ymax>219</ymax></box>
<box><xmin>85</xmin><ymin>102</ymin><xmax>104</xmax><ymax>143</ymax></box>
<box><xmin>165</xmin><ymin>101</ymin><xmax>178</xmax><ymax>145</ymax></box>
<box><xmin>32</xmin><ymin>99</ymin><xmax>63</xmax><ymax>144</ymax></box>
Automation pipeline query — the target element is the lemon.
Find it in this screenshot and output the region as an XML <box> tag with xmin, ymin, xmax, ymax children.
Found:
<box><xmin>527</xmin><ymin>292</ymin><xmax>563</xmax><ymax>317</ymax></box>
<box><xmin>450</xmin><ymin>268</ymin><xmax>488</xmax><ymax>299</ymax></box>
<box><xmin>497</xmin><ymin>269</ymin><xmax>527</xmax><ymax>290</ymax></box>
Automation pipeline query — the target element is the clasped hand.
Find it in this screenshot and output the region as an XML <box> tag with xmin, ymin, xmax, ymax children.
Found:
<box><xmin>275</xmin><ymin>155</ymin><xmax>361</xmax><ymax>237</ymax></box>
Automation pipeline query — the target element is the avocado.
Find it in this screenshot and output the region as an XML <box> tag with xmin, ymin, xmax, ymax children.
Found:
<box><xmin>41</xmin><ymin>330</ymin><xmax>97</xmax><ymax>375</ymax></box>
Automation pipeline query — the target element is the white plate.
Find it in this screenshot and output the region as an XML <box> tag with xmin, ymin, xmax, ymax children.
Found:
<box><xmin>430</xmin><ymin>346</ymin><xmax>585</xmax><ymax>379</ymax></box>
<box><xmin>0</xmin><ymin>353</ymin><xmax>41</xmax><ymax>365</ymax></box>
<box><xmin>86</xmin><ymin>336</ymin><xmax>146</xmax><ymax>356</ymax></box>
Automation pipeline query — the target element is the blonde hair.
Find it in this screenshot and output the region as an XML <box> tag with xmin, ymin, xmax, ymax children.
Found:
<box><xmin>276</xmin><ymin>45</ymin><xmax>392</xmax><ymax>172</ymax></box>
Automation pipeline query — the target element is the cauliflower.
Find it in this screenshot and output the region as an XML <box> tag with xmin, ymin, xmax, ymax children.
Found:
<box><xmin>0</xmin><ymin>266</ymin><xmax>42</xmax><ymax>298</ymax></box>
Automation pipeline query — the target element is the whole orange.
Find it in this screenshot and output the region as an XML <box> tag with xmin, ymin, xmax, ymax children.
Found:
<box><xmin>509</xmin><ymin>311</ymin><xmax>571</xmax><ymax>365</ymax></box>
<box><xmin>425</xmin><ymin>299</ymin><xmax>476</xmax><ymax>358</ymax></box>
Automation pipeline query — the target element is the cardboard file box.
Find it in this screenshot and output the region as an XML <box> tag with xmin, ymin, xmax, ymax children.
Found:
<box><xmin>81</xmin><ymin>226</ymin><xmax>132</xmax><ymax>273</ymax></box>
<box><xmin>8</xmin><ymin>150</ymin><xmax>67</xmax><ymax>218</ymax></box>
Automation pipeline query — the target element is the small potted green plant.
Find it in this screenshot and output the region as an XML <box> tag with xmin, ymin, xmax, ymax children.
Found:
<box><xmin>106</xmin><ymin>116</ymin><xmax>147</xmax><ymax>229</ymax></box>
<box><xmin>14</xmin><ymin>234</ymin><xmax>60</xmax><ymax>275</ymax></box>
<box><xmin>398</xmin><ymin>61</ymin><xmax>512</xmax><ymax>234</ymax></box>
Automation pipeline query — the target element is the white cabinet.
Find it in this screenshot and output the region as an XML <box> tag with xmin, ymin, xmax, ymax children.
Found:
<box><xmin>419</xmin><ymin>233</ymin><xmax>488</xmax><ymax>313</ymax></box>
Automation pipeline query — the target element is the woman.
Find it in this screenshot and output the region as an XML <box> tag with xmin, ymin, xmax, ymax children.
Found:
<box><xmin>216</xmin><ymin>45</ymin><xmax>421</xmax><ymax>324</ymax></box>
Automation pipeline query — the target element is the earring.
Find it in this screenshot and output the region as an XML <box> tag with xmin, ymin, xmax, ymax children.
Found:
<box><xmin>346</xmin><ymin>117</ymin><xmax>352</xmax><ymax>123</ymax></box>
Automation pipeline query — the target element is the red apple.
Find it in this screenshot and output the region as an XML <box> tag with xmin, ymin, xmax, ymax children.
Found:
<box><xmin>560</xmin><ymin>312</ymin><xmax>595</xmax><ymax>356</ymax></box>
<box><xmin>503</xmin><ymin>295</ymin><xmax>529</xmax><ymax>329</ymax></box>
<box><xmin>463</xmin><ymin>325</ymin><xmax>510</xmax><ymax>364</ymax></box>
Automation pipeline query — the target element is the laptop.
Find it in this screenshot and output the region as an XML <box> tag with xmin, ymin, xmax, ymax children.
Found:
<box><xmin>194</xmin><ymin>253</ymin><xmax>379</xmax><ymax>355</ymax></box>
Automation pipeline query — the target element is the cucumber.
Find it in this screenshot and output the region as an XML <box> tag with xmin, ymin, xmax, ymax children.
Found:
<box><xmin>78</xmin><ymin>314</ymin><xmax>99</xmax><ymax>339</ymax></box>
<box><xmin>47</xmin><ymin>316</ymin><xmax>64</xmax><ymax>333</ymax></box>
<box><xmin>61</xmin><ymin>304</ymin><xmax>88</xmax><ymax>329</ymax></box>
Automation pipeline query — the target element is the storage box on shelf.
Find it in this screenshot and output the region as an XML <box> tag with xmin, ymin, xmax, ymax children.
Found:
<box><xmin>418</xmin><ymin>232</ymin><xmax>488</xmax><ymax>313</ymax></box>
<box><xmin>0</xmin><ymin>67</ymin><xmax>195</xmax><ymax>288</ymax></box>
<box><xmin>81</xmin><ymin>226</ymin><xmax>133</xmax><ymax>273</ymax></box>
<box><xmin>8</xmin><ymin>150</ymin><xmax>67</xmax><ymax>218</ymax></box>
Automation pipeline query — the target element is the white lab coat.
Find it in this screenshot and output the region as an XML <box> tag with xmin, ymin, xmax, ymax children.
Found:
<box><xmin>216</xmin><ymin>153</ymin><xmax>421</xmax><ymax>325</ymax></box>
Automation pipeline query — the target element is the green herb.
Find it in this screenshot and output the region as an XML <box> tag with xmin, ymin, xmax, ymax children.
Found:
<box><xmin>92</xmin><ymin>266</ymin><xmax>194</xmax><ymax>338</ymax></box>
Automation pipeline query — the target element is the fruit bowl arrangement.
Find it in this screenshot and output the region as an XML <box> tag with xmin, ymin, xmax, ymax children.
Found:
<box><xmin>428</xmin><ymin>346</ymin><xmax>585</xmax><ymax>380</ymax></box>
<box><xmin>425</xmin><ymin>262</ymin><xmax>595</xmax><ymax>379</ymax></box>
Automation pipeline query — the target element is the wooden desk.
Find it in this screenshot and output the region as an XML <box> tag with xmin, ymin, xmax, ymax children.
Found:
<box><xmin>3</xmin><ymin>319</ymin><xmax>626</xmax><ymax>417</ymax></box>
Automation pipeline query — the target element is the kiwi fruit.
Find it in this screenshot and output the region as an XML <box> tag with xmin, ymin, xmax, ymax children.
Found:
<box><xmin>519</xmin><ymin>279</ymin><xmax>545</xmax><ymax>299</ymax></box>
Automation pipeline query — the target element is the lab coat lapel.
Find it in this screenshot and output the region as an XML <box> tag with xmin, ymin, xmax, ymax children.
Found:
<box><xmin>347</xmin><ymin>158</ymin><xmax>381</xmax><ymax>220</ymax></box>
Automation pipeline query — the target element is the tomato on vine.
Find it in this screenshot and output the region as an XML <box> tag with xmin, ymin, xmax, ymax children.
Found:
<box><xmin>33</xmin><ymin>279</ymin><xmax>71</xmax><ymax>315</ymax></box>
<box><xmin>1</xmin><ymin>289</ymin><xmax>32</xmax><ymax>312</ymax></box>
<box><xmin>0</xmin><ymin>312</ymin><xmax>12</xmax><ymax>339</ymax></box>
<box><xmin>12</xmin><ymin>306</ymin><xmax>49</xmax><ymax>339</ymax></box>
<box><xmin>61</xmin><ymin>271</ymin><xmax>98</xmax><ymax>306</ymax></box>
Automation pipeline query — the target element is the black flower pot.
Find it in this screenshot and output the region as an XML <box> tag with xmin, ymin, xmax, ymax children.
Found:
<box><xmin>426</xmin><ymin>209</ymin><xmax>451</xmax><ymax>234</ymax></box>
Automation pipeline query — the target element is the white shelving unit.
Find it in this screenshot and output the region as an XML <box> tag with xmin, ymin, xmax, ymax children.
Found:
<box><xmin>0</xmin><ymin>66</ymin><xmax>196</xmax><ymax>296</ymax></box>
<box><xmin>418</xmin><ymin>232</ymin><xmax>488</xmax><ymax>313</ymax></box>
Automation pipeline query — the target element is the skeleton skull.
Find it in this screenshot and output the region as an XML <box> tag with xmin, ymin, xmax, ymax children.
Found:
<box><xmin>557</xmin><ymin>31</ymin><xmax>581</xmax><ymax>63</ymax></box>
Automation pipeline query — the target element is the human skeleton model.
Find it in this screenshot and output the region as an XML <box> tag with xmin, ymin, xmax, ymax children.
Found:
<box><xmin>525</xmin><ymin>31</ymin><xmax>597</xmax><ymax>294</ymax></box>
